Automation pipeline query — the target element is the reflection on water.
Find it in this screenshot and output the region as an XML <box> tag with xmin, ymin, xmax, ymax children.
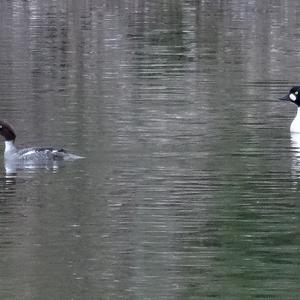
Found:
<box><xmin>291</xmin><ymin>133</ymin><xmax>300</xmax><ymax>155</ymax></box>
<box><xmin>0</xmin><ymin>174</ymin><xmax>17</xmax><ymax>190</ymax></box>
<box><xmin>1</xmin><ymin>0</ymin><xmax>300</xmax><ymax>299</ymax></box>
<box><xmin>290</xmin><ymin>133</ymin><xmax>300</xmax><ymax>178</ymax></box>
<box><xmin>4</xmin><ymin>160</ymin><xmax>61</xmax><ymax>174</ymax></box>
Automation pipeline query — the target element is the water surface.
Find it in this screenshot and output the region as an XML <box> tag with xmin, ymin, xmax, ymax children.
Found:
<box><xmin>0</xmin><ymin>1</ymin><xmax>300</xmax><ymax>299</ymax></box>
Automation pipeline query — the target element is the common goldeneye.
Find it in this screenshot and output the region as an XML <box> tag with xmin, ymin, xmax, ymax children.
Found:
<box><xmin>280</xmin><ymin>86</ymin><xmax>300</xmax><ymax>133</ymax></box>
<box><xmin>0</xmin><ymin>120</ymin><xmax>83</xmax><ymax>165</ymax></box>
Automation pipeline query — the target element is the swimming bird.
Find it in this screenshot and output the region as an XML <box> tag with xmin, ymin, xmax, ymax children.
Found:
<box><xmin>280</xmin><ymin>86</ymin><xmax>300</xmax><ymax>133</ymax></box>
<box><xmin>0</xmin><ymin>120</ymin><xmax>83</xmax><ymax>166</ymax></box>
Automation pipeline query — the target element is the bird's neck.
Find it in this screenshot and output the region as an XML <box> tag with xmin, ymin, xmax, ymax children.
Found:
<box><xmin>4</xmin><ymin>140</ymin><xmax>17</xmax><ymax>155</ymax></box>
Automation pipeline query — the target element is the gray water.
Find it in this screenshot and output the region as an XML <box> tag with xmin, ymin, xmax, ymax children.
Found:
<box><xmin>0</xmin><ymin>1</ymin><xmax>300</xmax><ymax>299</ymax></box>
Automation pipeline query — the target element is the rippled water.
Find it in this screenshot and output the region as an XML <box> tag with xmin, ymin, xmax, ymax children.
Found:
<box><xmin>1</xmin><ymin>1</ymin><xmax>300</xmax><ymax>299</ymax></box>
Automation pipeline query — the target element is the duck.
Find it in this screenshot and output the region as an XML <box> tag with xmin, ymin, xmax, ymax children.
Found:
<box><xmin>0</xmin><ymin>120</ymin><xmax>83</xmax><ymax>165</ymax></box>
<box><xmin>280</xmin><ymin>86</ymin><xmax>300</xmax><ymax>133</ymax></box>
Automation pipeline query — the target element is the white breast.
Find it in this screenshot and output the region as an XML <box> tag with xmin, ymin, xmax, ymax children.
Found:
<box><xmin>290</xmin><ymin>108</ymin><xmax>300</xmax><ymax>133</ymax></box>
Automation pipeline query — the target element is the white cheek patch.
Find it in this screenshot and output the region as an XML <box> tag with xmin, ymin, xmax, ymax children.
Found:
<box><xmin>290</xmin><ymin>93</ymin><xmax>297</xmax><ymax>101</ymax></box>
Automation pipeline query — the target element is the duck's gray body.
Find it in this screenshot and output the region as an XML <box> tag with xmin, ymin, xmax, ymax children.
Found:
<box><xmin>4</xmin><ymin>141</ymin><xmax>81</xmax><ymax>162</ymax></box>
<box><xmin>0</xmin><ymin>120</ymin><xmax>83</xmax><ymax>170</ymax></box>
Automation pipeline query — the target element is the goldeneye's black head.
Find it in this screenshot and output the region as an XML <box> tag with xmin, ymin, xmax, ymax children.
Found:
<box><xmin>280</xmin><ymin>86</ymin><xmax>300</xmax><ymax>106</ymax></box>
<box><xmin>0</xmin><ymin>121</ymin><xmax>16</xmax><ymax>142</ymax></box>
